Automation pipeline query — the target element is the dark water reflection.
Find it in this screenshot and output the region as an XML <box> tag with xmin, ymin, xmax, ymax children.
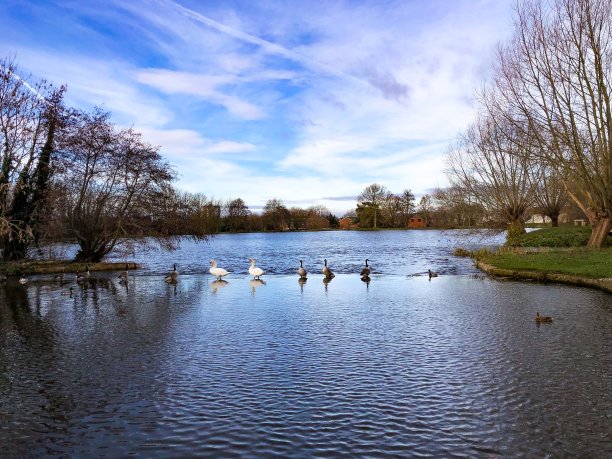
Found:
<box><xmin>1</xmin><ymin>271</ymin><xmax>610</xmax><ymax>457</ymax></box>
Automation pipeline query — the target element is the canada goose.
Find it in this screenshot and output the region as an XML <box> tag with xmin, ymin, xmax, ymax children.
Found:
<box><xmin>322</xmin><ymin>259</ymin><xmax>335</xmax><ymax>278</ymax></box>
<box><xmin>119</xmin><ymin>264</ymin><xmax>129</xmax><ymax>281</ymax></box>
<box><xmin>84</xmin><ymin>265</ymin><xmax>90</xmax><ymax>278</ymax></box>
<box><xmin>361</xmin><ymin>259</ymin><xmax>371</xmax><ymax>277</ymax></box>
<box><xmin>165</xmin><ymin>264</ymin><xmax>178</xmax><ymax>283</ymax></box>
<box><xmin>535</xmin><ymin>312</ymin><xmax>553</xmax><ymax>323</ymax></box>
<box><xmin>76</xmin><ymin>271</ymin><xmax>85</xmax><ymax>282</ymax></box>
<box><xmin>209</xmin><ymin>260</ymin><xmax>229</xmax><ymax>280</ymax></box>
<box><xmin>298</xmin><ymin>260</ymin><xmax>307</xmax><ymax>279</ymax></box>
<box><xmin>18</xmin><ymin>274</ymin><xmax>28</xmax><ymax>284</ymax></box>
<box><xmin>248</xmin><ymin>258</ymin><xmax>264</xmax><ymax>280</ymax></box>
<box><xmin>61</xmin><ymin>287</ymin><xmax>74</xmax><ymax>296</ymax></box>
<box><xmin>428</xmin><ymin>269</ymin><xmax>438</xmax><ymax>278</ymax></box>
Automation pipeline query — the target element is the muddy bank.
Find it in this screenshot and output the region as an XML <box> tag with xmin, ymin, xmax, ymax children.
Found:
<box><xmin>0</xmin><ymin>261</ymin><xmax>138</xmax><ymax>276</ymax></box>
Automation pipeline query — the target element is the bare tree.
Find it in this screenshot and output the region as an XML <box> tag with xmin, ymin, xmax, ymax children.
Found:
<box><xmin>262</xmin><ymin>198</ymin><xmax>289</xmax><ymax>231</ymax></box>
<box><xmin>58</xmin><ymin>108</ymin><xmax>198</xmax><ymax>262</ymax></box>
<box><xmin>533</xmin><ymin>166</ymin><xmax>569</xmax><ymax>226</ymax></box>
<box><xmin>447</xmin><ymin>112</ymin><xmax>541</xmax><ymax>238</ymax></box>
<box><xmin>223</xmin><ymin>198</ymin><xmax>250</xmax><ymax>232</ymax></box>
<box><xmin>356</xmin><ymin>183</ymin><xmax>389</xmax><ymax>228</ymax></box>
<box><xmin>492</xmin><ymin>0</ymin><xmax>612</xmax><ymax>246</ymax></box>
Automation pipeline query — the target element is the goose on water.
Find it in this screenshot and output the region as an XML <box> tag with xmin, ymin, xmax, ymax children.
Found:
<box><xmin>165</xmin><ymin>264</ymin><xmax>178</xmax><ymax>283</ymax></box>
<box><xmin>119</xmin><ymin>264</ymin><xmax>129</xmax><ymax>282</ymax></box>
<box><xmin>248</xmin><ymin>258</ymin><xmax>264</xmax><ymax>280</ymax></box>
<box><xmin>322</xmin><ymin>259</ymin><xmax>335</xmax><ymax>278</ymax></box>
<box><xmin>298</xmin><ymin>260</ymin><xmax>307</xmax><ymax>279</ymax></box>
<box><xmin>361</xmin><ymin>259</ymin><xmax>371</xmax><ymax>278</ymax></box>
<box><xmin>209</xmin><ymin>260</ymin><xmax>229</xmax><ymax>280</ymax></box>
<box><xmin>19</xmin><ymin>274</ymin><xmax>28</xmax><ymax>284</ymax></box>
<box><xmin>428</xmin><ymin>269</ymin><xmax>438</xmax><ymax>278</ymax></box>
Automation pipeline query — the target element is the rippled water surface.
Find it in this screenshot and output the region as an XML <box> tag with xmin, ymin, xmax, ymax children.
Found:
<box><xmin>3</xmin><ymin>231</ymin><xmax>611</xmax><ymax>457</ymax></box>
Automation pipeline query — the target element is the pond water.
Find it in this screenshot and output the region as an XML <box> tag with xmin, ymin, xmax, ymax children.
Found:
<box><xmin>2</xmin><ymin>231</ymin><xmax>611</xmax><ymax>457</ymax></box>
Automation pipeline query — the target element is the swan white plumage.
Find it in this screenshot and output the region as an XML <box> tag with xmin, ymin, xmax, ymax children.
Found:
<box><xmin>165</xmin><ymin>264</ymin><xmax>178</xmax><ymax>283</ymax></box>
<box><xmin>322</xmin><ymin>259</ymin><xmax>335</xmax><ymax>278</ymax></box>
<box><xmin>298</xmin><ymin>259</ymin><xmax>307</xmax><ymax>278</ymax></box>
<box><xmin>248</xmin><ymin>258</ymin><xmax>264</xmax><ymax>280</ymax></box>
<box><xmin>209</xmin><ymin>260</ymin><xmax>229</xmax><ymax>280</ymax></box>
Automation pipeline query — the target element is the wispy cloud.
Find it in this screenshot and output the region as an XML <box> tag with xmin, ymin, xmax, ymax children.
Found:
<box><xmin>0</xmin><ymin>0</ymin><xmax>515</xmax><ymax>213</ymax></box>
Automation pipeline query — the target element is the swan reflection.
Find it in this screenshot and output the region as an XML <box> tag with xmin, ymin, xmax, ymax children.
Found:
<box><xmin>249</xmin><ymin>278</ymin><xmax>266</xmax><ymax>294</ymax></box>
<box><xmin>211</xmin><ymin>279</ymin><xmax>228</xmax><ymax>293</ymax></box>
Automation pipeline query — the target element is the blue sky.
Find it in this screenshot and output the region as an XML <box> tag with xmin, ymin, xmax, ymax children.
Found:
<box><xmin>1</xmin><ymin>0</ymin><xmax>514</xmax><ymax>214</ymax></box>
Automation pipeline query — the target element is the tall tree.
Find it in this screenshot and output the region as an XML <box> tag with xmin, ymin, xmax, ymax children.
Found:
<box><xmin>447</xmin><ymin>113</ymin><xmax>540</xmax><ymax>238</ymax></box>
<box><xmin>262</xmin><ymin>198</ymin><xmax>290</xmax><ymax>231</ymax></box>
<box><xmin>223</xmin><ymin>198</ymin><xmax>250</xmax><ymax>232</ymax></box>
<box><xmin>0</xmin><ymin>58</ymin><xmax>65</xmax><ymax>260</ymax></box>
<box><xmin>356</xmin><ymin>183</ymin><xmax>389</xmax><ymax>229</ymax></box>
<box><xmin>492</xmin><ymin>0</ymin><xmax>612</xmax><ymax>246</ymax></box>
<box><xmin>58</xmin><ymin>108</ymin><xmax>189</xmax><ymax>262</ymax></box>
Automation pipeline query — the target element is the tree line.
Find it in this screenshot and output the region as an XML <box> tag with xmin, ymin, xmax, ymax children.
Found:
<box><xmin>0</xmin><ymin>58</ymin><xmax>212</xmax><ymax>262</ymax></box>
<box><xmin>446</xmin><ymin>0</ymin><xmax>611</xmax><ymax>248</ymax></box>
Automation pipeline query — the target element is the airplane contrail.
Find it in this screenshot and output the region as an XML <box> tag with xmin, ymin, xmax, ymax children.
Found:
<box><xmin>7</xmin><ymin>68</ymin><xmax>47</xmax><ymax>102</ymax></box>
<box><xmin>159</xmin><ymin>0</ymin><xmax>370</xmax><ymax>88</ymax></box>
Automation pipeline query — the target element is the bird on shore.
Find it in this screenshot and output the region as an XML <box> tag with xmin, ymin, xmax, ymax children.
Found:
<box><xmin>248</xmin><ymin>258</ymin><xmax>264</xmax><ymax>280</ymax></box>
<box><xmin>298</xmin><ymin>260</ymin><xmax>307</xmax><ymax>279</ymax></box>
<box><xmin>428</xmin><ymin>269</ymin><xmax>438</xmax><ymax>279</ymax></box>
<box><xmin>119</xmin><ymin>264</ymin><xmax>129</xmax><ymax>283</ymax></box>
<box><xmin>535</xmin><ymin>312</ymin><xmax>553</xmax><ymax>323</ymax></box>
<box><xmin>209</xmin><ymin>260</ymin><xmax>229</xmax><ymax>280</ymax></box>
<box><xmin>84</xmin><ymin>265</ymin><xmax>90</xmax><ymax>278</ymax></box>
<box><xmin>165</xmin><ymin>264</ymin><xmax>178</xmax><ymax>283</ymax></box>
<box><xmin>322</xmin><ymin>259</ymin><xmax>335</xmax><ymax>278</ymax></box>
<box><xmin>361</xmin><ymin>259</ymin><xmax>371</xmax><ymax>278</ymax></box>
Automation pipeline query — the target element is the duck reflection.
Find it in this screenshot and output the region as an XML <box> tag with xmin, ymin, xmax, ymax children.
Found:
<box><xmin>249</xmin><ymin>278</ymin><xmax>266</xmax><ymax>294</ymax></box>
<box><xmin>211</xmin><ymin>279</ymin><xmax>229</xmax><ymax>293</ymax></box>
<box><xmin>298</xmin><ymin>277</ymin><xmax>307</xmax><ymax>293</ymax></box>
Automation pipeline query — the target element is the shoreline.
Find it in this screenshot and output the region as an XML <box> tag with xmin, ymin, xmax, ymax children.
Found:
<box><xmin>475</xmin><ymin>260</ymin><xmax>612</xmax><ymax>293</ymax></box>
<box><xmin>0</xmin><ymin>261</ymin><xmax>138</xmax><ymax>276</ymax></box>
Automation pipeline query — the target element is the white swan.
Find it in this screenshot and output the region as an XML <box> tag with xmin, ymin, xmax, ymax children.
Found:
<box><xmin>360</xmin><ymin>259</ymin><xmax>371</xmax><ymax>277</ymax></box>
<box><xmin>209</xmin><ymin>260</ymin><xmax>229</xmax><ymax>280</ymax></box>
<box><xmin>322</xmin><ymin>259</ymin><xmax>335</xmax><ymax>278</ymax></box>
<box><xmin>298</xmin><ymin>259</ymin><xmax>307</xmax><ymax>278</ymax></box>
<box><xmin>165</xmin><ymin>264</ymin><xmax>178</xmax><ymax>283</ymax></box>
<box><xmin>248</xmin><ymin>258</ymin><xmax>264</xmax><ymax>280</ymax></box>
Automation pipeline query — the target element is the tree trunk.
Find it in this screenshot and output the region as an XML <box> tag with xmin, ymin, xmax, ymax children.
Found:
<box><xmin>551</xmin><ymin>215</ymin><xmax>559</xmax><ymax>227</ymax></box>
<box><xmin>587</xmin><ymin>216</ymin><xmax>611</xmax><ymax>248</ymax></box>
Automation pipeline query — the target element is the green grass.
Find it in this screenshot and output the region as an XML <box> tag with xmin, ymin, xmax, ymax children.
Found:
<box><xmin>510</xmin><ymin>226</ymin><xmax>612</xmax><ymax>247</ymax></box>
<box><xmin>478</xmin><ymin>248</ymin><xmax>612</xmax><ymax>279</ymax></box>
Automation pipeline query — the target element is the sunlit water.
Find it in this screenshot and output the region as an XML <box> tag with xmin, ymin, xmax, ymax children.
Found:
<box><xmin>3</xmin><ymin>231</ymin><xmax>611</xmax><ymax>457</ymax></box>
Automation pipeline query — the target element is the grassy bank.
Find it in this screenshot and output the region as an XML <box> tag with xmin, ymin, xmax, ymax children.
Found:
<box><xmin>475</xmin><ymin>248</ymin><xmax>612</xmax><ymax>279</ymax></box>
<box><xmin>510</xmin><ymin>225</ymin><xmax>612</xmax><ymax>247</ymax></box>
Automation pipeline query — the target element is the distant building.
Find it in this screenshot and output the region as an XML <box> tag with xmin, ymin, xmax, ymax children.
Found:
<box><xmin>407</xmin><ymin>215</ymin><xmax>427</xmax><ymax>228</ymax></box>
